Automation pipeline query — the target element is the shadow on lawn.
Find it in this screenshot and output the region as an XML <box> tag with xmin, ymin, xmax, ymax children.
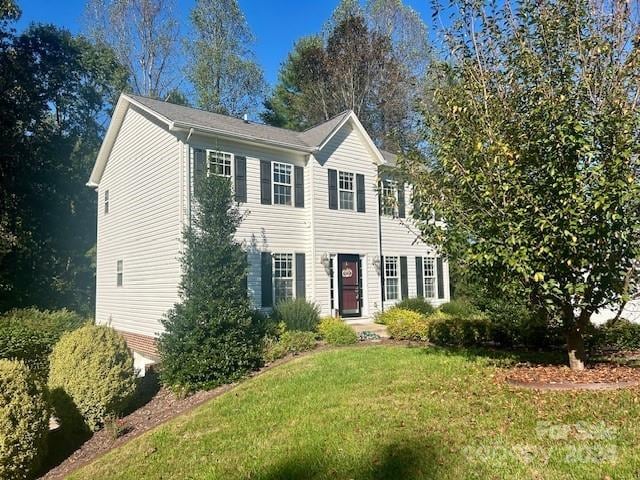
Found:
<box><xmin>420</xmin><ymin>344</ymin><xmax>568</xmax><ymax>367</ymax></box>
<box><xmin>256</xmin><ymin>436</ymin><xmax>457</xmax><ymax>480</ymax></box>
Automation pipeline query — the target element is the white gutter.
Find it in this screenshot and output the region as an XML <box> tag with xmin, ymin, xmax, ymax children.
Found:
<box><xmin>170</xmin><ymin>123</ymin><xmax>317</xmax><ymax>154</ymax></box>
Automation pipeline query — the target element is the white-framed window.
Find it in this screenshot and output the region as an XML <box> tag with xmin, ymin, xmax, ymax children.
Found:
<box><xmin>385</xmin><ymin>256</ymin><xmax>399</xmax><ymax>300</ymax></box>
<box><xmin>381</xmin><ymin>179</ymin><xmax>397</xmax><ymax>216</ymax></box>
<box><xmin>273</xmin><ymin>162</ymin><xmax>292</xmax><ymax>205</ymax></box>
<box><xmin>423</xmin><ymin>257</ymin><xmax>436</xmax><ymax>298</ymax></box>
<box><xmin>273</xmin><ymin>253</ymin><xmax>294</xmax><ymax>303</ymax></box>
<box><xmin>338</xmin><ymin>171</ymin><xmax>354</xmax><ymax>210</ymax></box>
<box><xmin>104</xmin><ymin>190</ymin><xmax>110</xmax><ymax>214</ymax></box>
<box><xmin>207</xmin><ymin>150</ymin><xmax>232</xmax><ymax>177</ymax></box>
<box><xmin>116</xmin><ymin>260</ymin><xmax>123</xmax><ymax>287</ymax></box>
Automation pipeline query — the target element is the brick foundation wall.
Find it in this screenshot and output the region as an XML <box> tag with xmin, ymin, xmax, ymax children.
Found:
<box><xmin>117</xmin><ymin>330</ymin><xmax>159</xmax><ymax>360</ymax></box>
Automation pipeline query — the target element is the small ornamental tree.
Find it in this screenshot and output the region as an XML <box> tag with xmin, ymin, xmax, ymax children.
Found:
<box><xmin>158</xmin><ymin>174</ymin><xmax>266</xmax><ymax>391</ymax></box>
<box><xmin>411</xmin><ymin>0</ymin><xmax>640</xmax><ymax>369</ymax></box>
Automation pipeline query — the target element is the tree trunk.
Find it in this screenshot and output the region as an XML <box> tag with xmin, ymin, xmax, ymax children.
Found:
<box><xmin>566</xmin><ymin>323</ymin><xmax>587</xmax><ymax>371</ymax></box>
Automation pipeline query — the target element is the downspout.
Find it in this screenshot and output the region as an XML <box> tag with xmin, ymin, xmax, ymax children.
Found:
<box><xmin>377</xmin><ymin>174</ymin><xmax>384</xmax><ymax>313</ymax></box>
<box><xmin>309</xmin><ymin>153</ymin><xmax>316</xmax><ymax>310</ymax></box>
<box><xmin>186</xmin><ymin>128</ymin><xmax>194</xmax><ymax>228</ymax></box>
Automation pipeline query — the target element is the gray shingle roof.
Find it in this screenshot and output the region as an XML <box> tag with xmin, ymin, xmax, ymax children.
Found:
<box><xmin>126</xmin><ymin>94</ymin><xmax>351</xmax><ymax>151</ymax></box>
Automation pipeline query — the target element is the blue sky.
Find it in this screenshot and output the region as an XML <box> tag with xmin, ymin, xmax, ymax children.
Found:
<box><xmin>14</xmin><ymin>0</ymin><xmax>433</xmax><ymax>86</ymax></box>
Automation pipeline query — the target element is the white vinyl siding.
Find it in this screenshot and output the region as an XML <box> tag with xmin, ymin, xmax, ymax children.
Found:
<box><xmin>312</xmin><ymin>124</ymin><xmax>382</xmax><ymax>317</ymax></box>
<box><xmin>95</xmin><ymin>106</ymin><xmax>182</xmax><ymax>338</ymax></box>
<box><xmin>184</xmin><ymin>134</ymin><xmax>311</xmax><ymax>311</ymax></box>
<box><xmin>104</xmin><ymin>190</ymin><xmax>110</xmax><ymax>214</ymax></box>
<box><xmin>385</xmin><ymin>256</ymin><xmax>399</xmax><ymax>300</ymax></box>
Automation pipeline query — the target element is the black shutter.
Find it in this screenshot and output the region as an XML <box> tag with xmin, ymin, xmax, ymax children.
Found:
<box><xmin>234</xmin><ymin>155</ymin><xmax>247</xmax><ymax>202</ymax></box>
<box><xmin>328</xmin><ymin>169</ymin><xmax>338</xmax><ymax>210</ymax></box>
<box><xmin>437</xmin><ymin>257</ymin><xmax>445</xmax><ymax>299</ymax></box>
<box><xmin>415</xmin><ymin>256</ymin><xmax>424</xmax><ymax>297</ymax></box>
<box><xmin>295</xmin><ymin>253</ymin><xmax>305</xmax><ymax>298</ymax></box>
<box><xmin>400</xmin><ymin>256</ymin><xmax>408</xmax><ymax>300</ymax></box>
<box><xmin>261</xmin><ymin>251</ymin><xmax>272</xmax><ymax>308</ymax></box>
<box><xmin>294</xmin><ymin>166</ymin><xmax>304</xmax><ymax>208</ymax></box>
<box><xmin>380</xmin><ymin>255</ymin><xmax>385</xmax><ymax>301</ymax></box>
<box><xmin>397</xmin><ymin>184</ymin><xmax>406</xmax><ymax>218</ymax></box>
<box><xmin>260</xmin><ymin>160</ymin><xmax>271</xmax><ymax>205</ymax></box>
<box><xmin>356</xmin><ymin>173</ymin><xmax>365</xmax><ymax>212</ymax></box>
<box><xmin>193</xmin><ymin>148</ymin><xmax>205</xmax><ymax>196</ymax></box>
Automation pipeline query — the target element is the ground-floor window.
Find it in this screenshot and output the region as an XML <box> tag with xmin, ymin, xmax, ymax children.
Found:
<box><xmin>384</xmin><ymin>256</ymin><xmax>399</xmax><ymax>300</ymax></box>
<box><xmin>423</xmin><ymin>257</ymin><xmax>436</xmax><ymax>298</ymax></box>
<box><xmin>273</xmin><ymin>253</ymin><xmax>294</xmax><ymax>303</ymax></box>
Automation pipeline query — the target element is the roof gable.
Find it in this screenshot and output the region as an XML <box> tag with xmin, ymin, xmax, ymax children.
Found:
<box><xmin>88</xmin><ymin>93</ymin><xmax>388</xmax><ymax>187</ymax></box>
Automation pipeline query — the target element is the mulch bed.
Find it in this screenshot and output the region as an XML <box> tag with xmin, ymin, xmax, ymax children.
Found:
<box><xmin>39</xmin><ymin>381</ymin><xmax>236</xmax><ymax>480</ymax></box>
<box><xmin>498</xmin><ymin>363</ymin><xmax>640</xmax><ymax>391</ymax></box>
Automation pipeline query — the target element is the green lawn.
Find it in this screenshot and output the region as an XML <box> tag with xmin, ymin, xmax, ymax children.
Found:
<box><xmin>71</xmin><ymin>346</ymin><xmax>640</xmax><ymax>479</ymax></box>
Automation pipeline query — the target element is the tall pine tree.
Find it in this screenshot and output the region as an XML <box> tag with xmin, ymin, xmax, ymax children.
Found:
<box><xmin>158</xmin><ymin>174</ymin><xmax>265</xmax><ymax>391</ymax></box>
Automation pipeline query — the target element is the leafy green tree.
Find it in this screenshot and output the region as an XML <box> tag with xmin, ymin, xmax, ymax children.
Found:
<box><xmin>158</xmin><ymin>175</ymin><xmax>266</xmax><ymax>391</ymax></box>
<box><xmin>263</xmin><ymin>0</ymin><xmax>430</xmax><ymax>149</ymax></box>
<box><xmin>0</xmin><ymin>11</ymin><xmax>128</xmax><ymax>314</ymax></box>
<box><xmin>411</xmin><ymin>0</ymin><xmax>640</xmax><ymax>370</ymax></box>
<box><xmin>187</xmin><ymin>0</ymin><xmax>265</xmax><ymax>116</ymax></box>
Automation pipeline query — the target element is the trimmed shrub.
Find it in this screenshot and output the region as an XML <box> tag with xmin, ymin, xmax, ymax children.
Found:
<box><xmin>48</xmin><ymin>325</ymin><xmax>136</xmax><ymax>432</ymax></box>
<box><xmin>427</xmin><ymin>311</ymin><xmax>490</xmax><ymax>347</ymax></box>
<box><xmin>0</xmin><ymin>359</ymin><xmax>49</xmax><ymax>480</ymax></box>
<box><xmin>384</xmin><ymin>308</ymin><xmax>430</xmax><ymax>341</ymax></box>
<box><xmin>318</xmin><ymin>317</ymin><xmax>358</xmax><ymax>345</ymax></box>
<box><xmin>264</xmin><ymin>331</ymin><xmax>318</xmax><ymax>362</ymax></box>
<box><xmin>272</xmin><ymin>298</ymin><xmax>320</xmax><ymax>332</ymax></box>
<box><xmin>0</xmin><ymin>308</ymin><xmax>85</xmax><ymax>376</ymax></box>
<box><xmin>589</xmin><ymin>318</ymin><xmax>640</xmax><ymax>352</ymax></box>
<box><xmin>395</xmin><ymin>297</ymin><xmax>435</xmax><ymax>316</ymax></box>
<box><xmin>438</xmin><ymin>300</ymin><xmax>481</xmax><ymax>317</ymax></box>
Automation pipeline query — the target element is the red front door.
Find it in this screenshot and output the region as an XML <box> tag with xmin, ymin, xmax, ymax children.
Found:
<box><xmin>338</xmin><ymin>254</ymin><xmax>361</xmax><ymax>317</ymax></box>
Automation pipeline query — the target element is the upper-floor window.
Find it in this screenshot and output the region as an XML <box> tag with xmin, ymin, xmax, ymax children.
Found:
<box><xmin>273</xmin><ymin>162</ymin><xmax>292</xmax><ymax>205</ymax></box>
<box><xmin>116</xmin><ymin>259</ymin><xmax>123</xmax><ymax>287</ymax></box>
<box><xmin>338</xmin><ymin>171</ymin><xmax>354</xmax><ymax>210</ymax></box>
<box><xmin>385</xmin><ymin>256</ymin><xmax>399</xmax><ymax>300</ymax></box>
<box><xmin>207</xmin><ymin>150</ymin><xmax>232</xmax><ymax>177</ymax></box>
<box><xmin>104</xmin><ymin>190</ymin><xmax>110</xmax><ymax>214</ymax></box>
<box><xmin>381</xmin><ymin>180</ymin><xmax>397</xmax><ymax>216</ymax></box>
<box><xmin>273</xmin><ymin>253</ymin><xmax>294</xmax><ymax>303</ymax></box>
<box><xmin>423</xmin><ymin>257</ymin><xmax>436</xmax><ymax>298</ymax></box>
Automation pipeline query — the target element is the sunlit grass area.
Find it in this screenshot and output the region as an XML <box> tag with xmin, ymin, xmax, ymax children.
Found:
<box><xmin>71</xmin><ymin>346</ymin><xmax>640</xmax><ymax>479</ymax></box>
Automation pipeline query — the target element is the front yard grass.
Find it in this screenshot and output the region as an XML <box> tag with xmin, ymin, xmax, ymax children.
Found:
<box><xmin>70</xmin><ymin>345</ymin><xmax>640</xmax><ymax>479</ymax></box>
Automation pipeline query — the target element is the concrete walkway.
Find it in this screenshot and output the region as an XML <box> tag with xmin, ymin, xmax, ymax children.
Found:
<box><xmin>350</xmin><ymin>322</ymin><xmax>389</xmax><ymax>338</ymax></box>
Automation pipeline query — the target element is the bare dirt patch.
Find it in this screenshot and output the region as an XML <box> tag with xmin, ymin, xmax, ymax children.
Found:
<box><xmin>498</xmin><ymin>363</ymin><xmax>640</xmax><ymax>391</ymax></box>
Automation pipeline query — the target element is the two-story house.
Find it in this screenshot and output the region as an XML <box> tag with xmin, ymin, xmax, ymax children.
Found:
<box><xmin>88</xmin><ymin>93</ymin><xmax>450</xmax><ymax>369</ymax></box>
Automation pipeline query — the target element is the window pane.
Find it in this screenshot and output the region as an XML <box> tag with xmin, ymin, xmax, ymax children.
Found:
<box><xmin>423</xmin><ymin>257</ymin><xmax>436</xmax><ymax>298</ymax></box>
<box><xmin>338</xmin><ymin>171</ymin><xmax>355</xmax><ymax>210</ymax></box>
<box><xmin>339</xmin><ymin>191</ymin><xmax>354</xmax><ymax>210</ymax></box>
<box><xmin>208</xmin><ymin>151</ymin><xmax>232</xmax><ymax>177</ymax></box>
<box><xmin>274</xmin><ymin>184</ymin><xmax>292</xmax><ymax>205</ymax></box>
<box><xmin>382</xmin><ymin>180</ymin><xmax>396</xmax><ymax>216</ymax></box>
<box><xmin>273</xmin><ymin>163</ymin><xmax>293</xmax><ymax>205</ymax></box>
<box><xmin>386</xmin><ymin>278</ymin><xmax>399</xmax><ymax>300</ymax></box>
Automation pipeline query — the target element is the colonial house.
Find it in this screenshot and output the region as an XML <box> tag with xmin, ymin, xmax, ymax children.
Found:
<box><xmin>88</xmin><ymin>93</ymin><xmax>450</xmax><ymax>369</ymax></box>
